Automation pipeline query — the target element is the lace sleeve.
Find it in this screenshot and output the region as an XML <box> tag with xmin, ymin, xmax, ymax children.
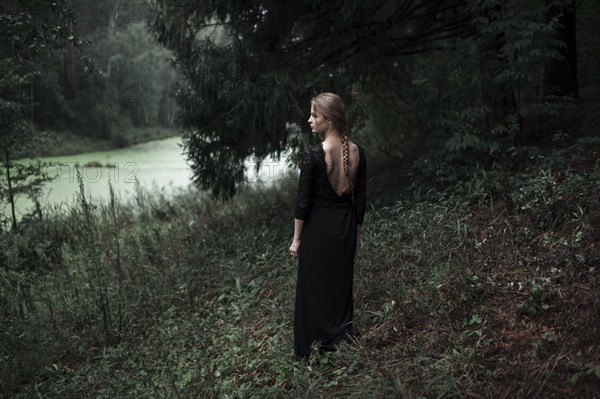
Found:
<box><xmin>294</xmin><ymin>148</ymin><xmax>315</xmax><ymax>220</ymax></box>
<box><xmin>354</xmin><ymin>146</ymin><xmax>367</xmax><ymax>225</ymax></box>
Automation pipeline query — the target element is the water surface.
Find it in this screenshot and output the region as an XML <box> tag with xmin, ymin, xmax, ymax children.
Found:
<box><xmin>3</xmin><ymin>136</ymin><xmax>292</xmax><ymax>219</ymax></box>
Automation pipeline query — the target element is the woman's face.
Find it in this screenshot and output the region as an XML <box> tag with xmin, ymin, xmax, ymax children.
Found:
<box><xmin>308</xmin><ymin>104</ymin><xmax>329</xmax><ymax>134</ymax></box>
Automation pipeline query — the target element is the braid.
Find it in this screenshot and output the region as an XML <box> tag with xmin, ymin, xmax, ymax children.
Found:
<box><xmin>342</xmin><ymin>132</ymin><xmax>349</xmax><ymax>176</ymax></box>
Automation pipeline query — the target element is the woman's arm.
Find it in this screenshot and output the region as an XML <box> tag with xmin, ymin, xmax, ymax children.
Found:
<box><xmin>291</xmin><ymin>149</ymin><xmax>314</xmax><ymax>258</ymax></box>
<box><xmin>290</xmin><ymin>218</ymin><xmax>304</xmax><ymax>257</ymax></box>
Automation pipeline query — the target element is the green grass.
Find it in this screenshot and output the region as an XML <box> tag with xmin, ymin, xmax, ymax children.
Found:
<box><xmin>1</xmin><ymin>140</ymin><xmax>599</xmax><ymax>398</ymax></box>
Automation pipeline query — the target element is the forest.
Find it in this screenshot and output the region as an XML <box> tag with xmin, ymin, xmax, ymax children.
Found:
<box><xmin>1</xmin><ymin>0</ymin><xmax>599</xmax><ymax>397</ymax></box>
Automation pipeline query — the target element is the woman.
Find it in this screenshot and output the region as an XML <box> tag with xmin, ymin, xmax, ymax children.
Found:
<box><xmin>290</xmin><ymin>92</ymin><xmax>367</xmax><ymax>358</ymax></box>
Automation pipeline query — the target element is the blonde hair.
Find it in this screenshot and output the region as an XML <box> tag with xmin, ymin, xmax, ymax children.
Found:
<box><xmin>311</xmin><ymin>92</ymin><xmax>353</xmax><ymax>193</ymax></box>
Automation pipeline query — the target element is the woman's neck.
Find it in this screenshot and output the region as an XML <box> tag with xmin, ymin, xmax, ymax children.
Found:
<box><xmin>322</xmin><ymin>127</ymin><xmax>342</xmax><ymax>142</ymax></box>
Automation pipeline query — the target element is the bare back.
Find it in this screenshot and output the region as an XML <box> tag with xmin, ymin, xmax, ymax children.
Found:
<box><xmin>322</xmin><ymin>140</ymin><xmax>360</xmax><ymax>196</ymax></box>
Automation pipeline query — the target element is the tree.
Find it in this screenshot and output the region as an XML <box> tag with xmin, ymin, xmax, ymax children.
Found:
<box><xmin>148</xmin><ymin>0</ymin><xmax>474</xmax><ymax>199</ymax></box>
<box><xmin>31</xmin><ymin>0</ymin><xmax>178</xmax><ymax>139</ymax></box>
<box><xmin>70</xmin><ymin>20</ymin><xmax>178</xmax><ymax>139</ymax></box>
<box><xmin>0</xmin><ymin>0</ymin><xmax>83</xmax><ymax>231</ymax></box>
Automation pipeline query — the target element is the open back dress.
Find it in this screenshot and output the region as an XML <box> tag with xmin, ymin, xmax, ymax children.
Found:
<box><xmin>293</xmin><ymin>142</ymin><xmax>367</xmax><ymax>357</ymax></box>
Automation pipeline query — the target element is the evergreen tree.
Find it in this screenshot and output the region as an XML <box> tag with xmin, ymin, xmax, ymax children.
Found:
<box><xmin>148</xmin><ymin>0</ymin><xmax>473</xmax><ymax>199</ymax></box>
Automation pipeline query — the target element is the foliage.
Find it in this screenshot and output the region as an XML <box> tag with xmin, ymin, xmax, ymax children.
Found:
<box><xmin>148</xmin><ymin>0</ymin><xmax>474</xmax><ymax>198</ymax></box>
<box><xmin>62</xmin><ymin>21</ymin><xmax>178</xmax><ymax>138</ymax></box>
<box><xmin>339</xmin><ymin>0</ymin><xmax>577</xmax><ymax>185</ymax></box>
<box><xmin>1</xmin><ymin>135</ymin><xmax>599</xmax><ymax>397</ymax></box>
<box><xmin>1</xmin><ymin>0</ymin><xmax>599</xmax><ymax>397</ymax></box>
<box><xmin>1</xmin><ymin>0</ymin><xmax>179</xmax><ymax>148</ymax></box>
<box><xmin>0</xmin><ymin>0</ymin><xmax>85</xmax><ymax>232</ymax></box>
<box><xmin>355</xmin><ymin>45</ymin><xmax>480</xmax><ymax>159</ymax></box>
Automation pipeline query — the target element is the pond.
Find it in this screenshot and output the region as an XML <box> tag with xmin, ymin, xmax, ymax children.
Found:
<box><xmin>3</xmin><ymin>136</ymin><xmax>293</xmax><ymax>220</ymax></box>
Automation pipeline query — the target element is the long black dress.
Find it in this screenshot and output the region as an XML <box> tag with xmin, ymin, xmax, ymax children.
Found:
<box><xmin>294</xmin><ymin>143</ymin><xmax>367</xmax><ymax>358</ymax></box>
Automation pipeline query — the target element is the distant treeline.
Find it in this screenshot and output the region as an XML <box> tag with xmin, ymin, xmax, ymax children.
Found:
<box><xmin>29</xmin><ymin>0</ymin><xmax>178</xmax><ymax>139</ymax></box>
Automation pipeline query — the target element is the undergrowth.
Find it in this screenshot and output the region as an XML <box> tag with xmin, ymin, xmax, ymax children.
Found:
<box><xmin>1</xmin><ymin>139</ymin><xmax>599</xmax><ymax>398</ymax></box>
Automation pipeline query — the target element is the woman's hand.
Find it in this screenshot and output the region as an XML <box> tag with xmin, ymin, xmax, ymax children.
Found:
<box><xmin>290</xmin><ymin>239</ymin><xmax>301</xmax><ymax>258</ymax></box>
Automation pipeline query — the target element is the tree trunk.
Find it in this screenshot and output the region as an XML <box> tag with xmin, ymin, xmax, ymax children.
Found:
<box><xmin>107</xmin><ymin>1</ymin><xmax>120</xmax><ymax>74</ymax></box>
<box><xmin>63</xmin><ymin>18</ymin><xmax>76</xmax><ymax>100</ymax></box>
<box><xmin>543</xmin><ymin>0</ymin><xmax>578</xmax><ymax>97</ymax></box>
<box><xmin>3</xmin><ymin>147</ymin><xmax>18</xmax><ymax>232</ymax></box>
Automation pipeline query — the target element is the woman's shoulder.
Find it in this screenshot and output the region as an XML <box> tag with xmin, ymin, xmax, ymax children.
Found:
<box><xmin>299</xmin><ymin>144</ymin><xmax>323</xmax><ymax>167</ymax></box>
<box><xmin>302</xmin><ymin>143</ymin><xmax>323</xmax><ymax>157</ymax></box>
<box><xmin>348</xmin><ymin>140</ymin><xmax>365</xmax><ymax>157</ymax></box>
